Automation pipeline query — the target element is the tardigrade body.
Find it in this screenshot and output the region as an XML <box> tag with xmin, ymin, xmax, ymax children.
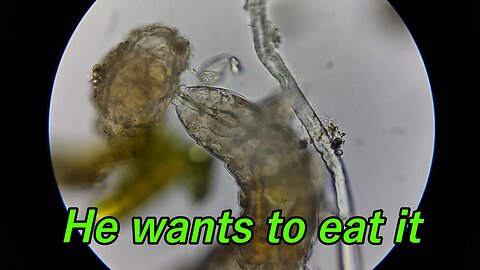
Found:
<box><xmin>175</xmin><ymin>86</ymin><xmax>320</xmax><ymax>270</ymax></box>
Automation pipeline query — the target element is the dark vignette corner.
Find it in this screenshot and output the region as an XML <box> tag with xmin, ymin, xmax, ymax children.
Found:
<box><xmin>9</xmin><ymin>1</ymin><xmax>107</xmax><ymax>269</ymax></box>
<box><xmin>377</xmin><ymin>0</ymin><xmax>474</xmax><ymax>269</ymax></box>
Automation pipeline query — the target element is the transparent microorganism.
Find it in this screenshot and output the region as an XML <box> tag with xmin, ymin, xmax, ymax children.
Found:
<box><xmin>175</xmin><ymin>86</ymin><xmax>324</xmax><ymax>270</ymax></box>
<box><xmin>195</xmin><ymin>53</ymin><xmax>243</xmax><ymax>86</ymax></box>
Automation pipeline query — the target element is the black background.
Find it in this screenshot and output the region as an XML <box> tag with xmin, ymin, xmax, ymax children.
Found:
<box><xmin>6</xmin><ymin>0</ymin><xmax>474</xmax><ymax>269</ymax></box>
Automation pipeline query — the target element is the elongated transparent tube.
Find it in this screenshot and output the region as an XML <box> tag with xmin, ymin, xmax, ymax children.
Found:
<box><xmin>246</xmin><ymin>0</ymin><xmax>350</xmax><ymax>219</ymax></box>
<box><xmin>246</xmin><ymin>1</ymin><xmax>360</xmax><ymax>269</ymax></box>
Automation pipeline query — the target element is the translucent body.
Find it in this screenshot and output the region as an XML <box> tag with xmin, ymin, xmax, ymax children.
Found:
<box><xmin>175</xmin><ymin>86</ymin><xmax>321</xmax><ymax>270</ymax></box>
<box><xmin>196</xmin><ymin>53</ymin><xmax>242</xmax><ymax>85</ymax></box>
